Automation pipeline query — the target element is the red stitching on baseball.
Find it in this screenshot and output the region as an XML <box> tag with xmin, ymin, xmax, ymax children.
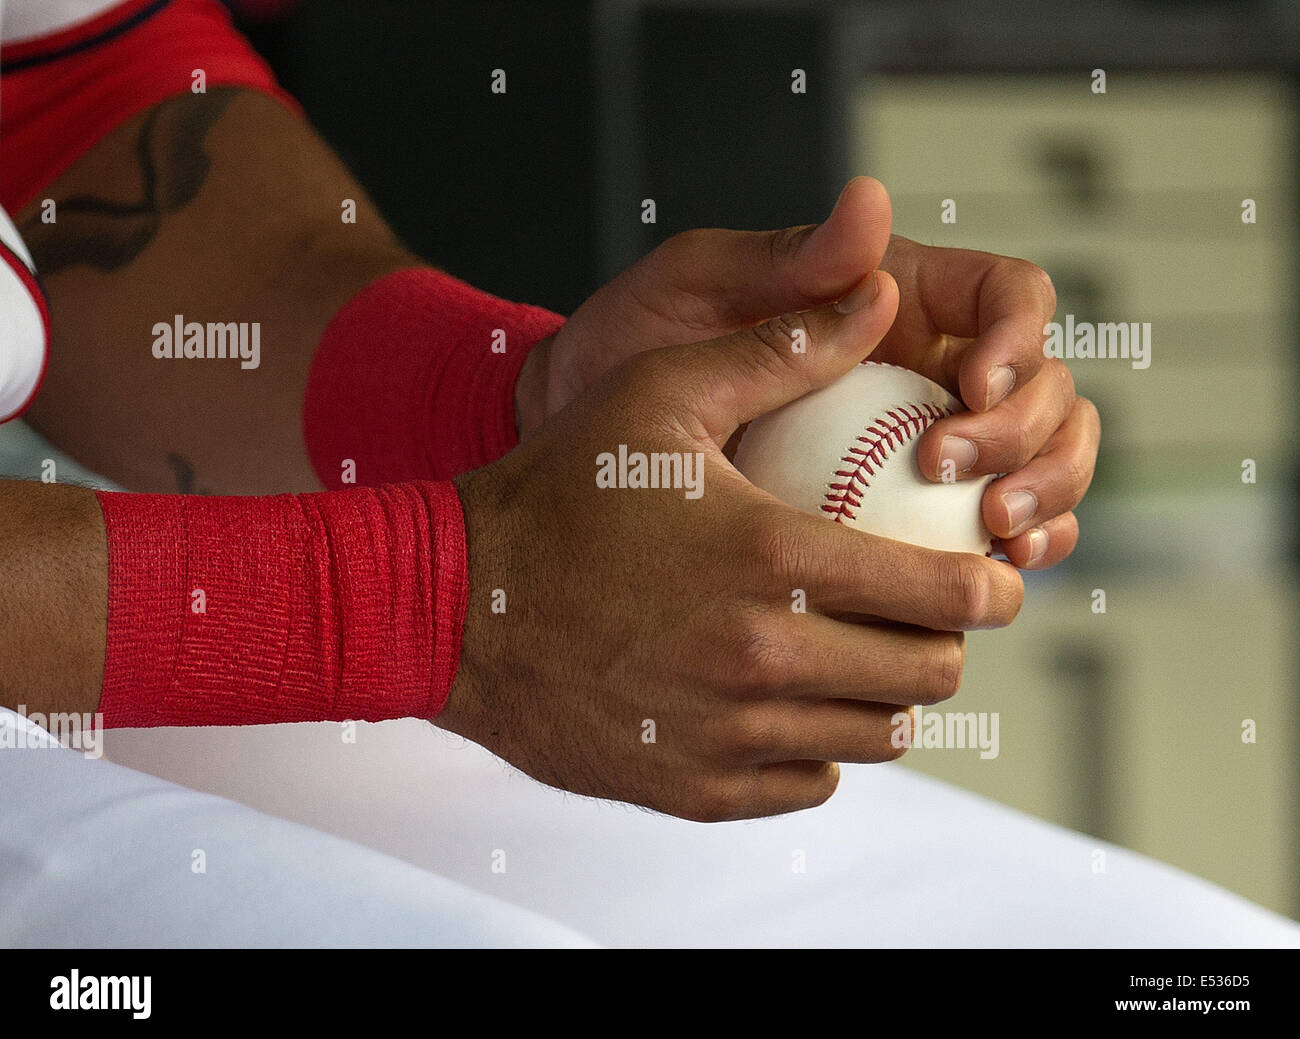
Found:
<box><xmin>822</xmin><ymin>401</ymin><xmax>950</xmax><ymax>522</ymax></box>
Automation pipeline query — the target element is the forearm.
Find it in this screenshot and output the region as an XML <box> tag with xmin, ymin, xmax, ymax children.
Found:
<box><xmin>16</xmin><ymin>88</ymin><xmax>426</xmax><ymax>494</ymax></box>
<box><xmin>0</xmin><ymin>481</ymin><xmax>106</xmax><ymax>718</ymax></box>
<box><xmin>0</xmin><ymin>474</ymin><xmax>467</xmax><ymax>727</ymax></box>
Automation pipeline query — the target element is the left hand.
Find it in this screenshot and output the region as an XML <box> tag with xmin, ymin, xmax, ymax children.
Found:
<box><xmin>871</xmin><ymin>234</ymin><xmax>1099</xmax><ymax>569</ymax></box>
<box><xmin>520</xmin><ymin>177</ymin><xmax>1099</xmax><ymax>571</ymax></box>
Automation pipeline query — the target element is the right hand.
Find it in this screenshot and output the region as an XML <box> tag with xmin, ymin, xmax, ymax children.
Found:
<box><xmin>444</xmin><ymin>272</ymin><xmax>1024</xmax><ymax>822</ymax></box>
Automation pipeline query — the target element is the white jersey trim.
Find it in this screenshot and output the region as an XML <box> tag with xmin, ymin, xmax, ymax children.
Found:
<box><xmin>1</xmin><ymin>0</ymin><xmax>127</xmax><ymax>46</ymax></box>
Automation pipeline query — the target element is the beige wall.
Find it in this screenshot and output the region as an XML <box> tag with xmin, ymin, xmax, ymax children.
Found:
<box><xmin>857</xmin><ymin>74</ymin><xmax>1298</xmax><ymax>916</ymax></box>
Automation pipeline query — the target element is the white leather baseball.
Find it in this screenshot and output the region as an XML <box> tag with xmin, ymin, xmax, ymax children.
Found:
<box><xmin>733</xmin><ymin>361</ymin><xmax>994</xmax><ymax>555</ymax></box>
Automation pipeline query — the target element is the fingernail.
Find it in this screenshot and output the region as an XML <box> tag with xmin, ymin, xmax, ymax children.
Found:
<box><xmin>985</xmin><ymin>365</ymin><xmax>1016</xmax><ymax>409</ymax></box>
<box><xmin>1026</xmin><ymin>527</ymin><xmax>1048</xmax><ymax>564</ymax></box>
<box><xmin>1002</xmin><ymin>490</ymin><xmax>1038</xmax><ymax>534</ymax></box>
<box><xmin>937</xmin><ymin>436</ymin><xmax>977</xmax><ymax>475</ymax></box>
<box><xmin>834</xmin><ymin>270</ymin><xmax>880</xmax><ymax>314</ymax></box>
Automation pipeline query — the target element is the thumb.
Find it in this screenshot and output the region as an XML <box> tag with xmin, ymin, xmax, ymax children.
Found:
<box><xmin>645</xmin><ymin>176</ymin><xmax>893</xmax><ymax>327</ymax></box>
<box><xmin>662</xmin><ymin>269</ymin><xmax>899</xmax><ymax>444</ymax></box>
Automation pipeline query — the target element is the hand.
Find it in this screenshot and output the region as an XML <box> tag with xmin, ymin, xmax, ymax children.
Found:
<box><xmin>515</xmin><ymin>176</ymin><xmax>894</xmax><ymax>433</ymax></box>
<box><xmin>448</xmin><ymin>278</ymin><xmax>1023</xmax><ymax>821</ymax></box>
<box><xmin>518</xmin><ymin>179</ymin><xmax>1099</xmax><ymax>572</ymax></box>
<box><xmin>872</xmin><ymin>235</ymin><xmax>1101</xmax><ymax>570</ymax></box>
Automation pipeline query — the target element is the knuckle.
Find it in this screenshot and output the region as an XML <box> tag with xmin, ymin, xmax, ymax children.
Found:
<box><xmin>854</xmin><ymin>707</ymin><xmax>910</xmax><ymax>763</ymax></box>
<box><xmin>940</xmin><ymin>554</ymin><xmax>993</xmax><ymax>630</ymax></box>
<box><xmin>802</xmin><ymin>762</ymin><xmax>841</xmax><ymax>809</ymax></box>
<box><xmin>752</xmin><ymin>520</ymin><xmax>812</xmax><ymax>589</ymax></box>
<box><xmin>654</xmin><ymin>227</ymin><xmax>708</xmax><ymax>266</ymax></box>
<box><xmin>725</xmin><ymin>707</ymin><xmax>784</xmax><ymax>759</ymax></box>
<box><xmin>621</xmin><ymin>346</ymin><xmax>670</xmax><ymax>389</ymax></box>
<box><xmin>750</xmin><ymin>312</ymin><xmax>810</xmax><ymax>363</ymax></box>
<box><xmin>1005</xmin><ymin>570</ymin><xmax>1026</xmax><ymax>622</ymax></box>
<box><xmin>684</xmin><ymin>775</ymin><xmax>751</xmax><ymax>823</ymax></box>
<box><xmin>874</xmin><ymin>711</ymin><xmax>912</xmax><ymax>761</ymax></box>
<box><xmin>879</xmin><ymin>725</ymin><xmax>912</xmax><ymax>762</ymax></box>
<box><xmin>1007</xmin><ymin>424</ymin><xmax>1038</xmax><ymax>468</ymax></box>
<box><xmin>767</xmin><ymin>223</ymin><xmax>808</xmax><ymax>264</ymax></box>
<box><xmin>917</xmin><ymin>632</ymin><xmax>966</xmax><ymax>703</ymax></box>
<box><xmin>725</xmin><ymin>617</ymin><xmax>795</xmax><ymax>694</ymax></box>
<box><xmin>1062</xmin><ymin>454</ymin><xmax>1096</xmax><ymax>507</ymax></box>
<box><xmin>1078</xmin><ymin>394</ymin><xmax>1102</xmax><ymax>436</ymax></box>
<box><xmin>1048</xmin><ymin>357</ymin><xmax>1076</xmax><ymax>400</ymax></box>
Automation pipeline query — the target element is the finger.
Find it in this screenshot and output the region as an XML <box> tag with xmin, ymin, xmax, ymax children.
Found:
<box><xmin>737</xmin><ymin>700</ymin><xmax>911</xmax><ymax>765</ymax></box>
<box><xmin>915</xmin><ymin>358</ymin><xmax>1076</xmax><ymax>481</ymax></box>
<box><xmin>653</xmin><ymin>272</ymin><xmax>900</xmax><ymax>443</ymax></box>
<box><xmin>954</xmin><ymin>262</ymin><xmax>1055</xmax><ymax>412</ymax></box>
<box><xmin>686</xmin><ymin>760</ymin><xmax>841</xmax><ymax>821</ymax></box>
<box><xmin>981</xmin><ymin>395</ymin><xmax>1101</xmax><ymax>538</ymax></box>
<box><xmin>882</xmin><ymin>239</ymin><xmax>1057</xmax><ymax>411</ymax></box>
<box><xmin>722</xmin><ymin>423</ymin><xmax>747</xmax><ymax>463</ymax></box>
<box><xmin>749</xmin><ymin>759</ymin><xmax>842</xmax><ymax>816</ymax></box>
<box><xmin>995</xmin><ymin>511</ymin><xmax>1079</xmax><ymax>570</ymax></box>
<box><xmin>742</xmin><ymin>503</ymin><xmax>1024</xmax><ymax>630</ymax></box>
<box><xmin>723</xmin><ymin>614</ymin><xmax>965</xmax><ymax>706</ymax></box>
<box><xmin>645</xmin><ymin>176</ymin><xmax>893</xmax><ymax>328</ymax></box>
<box><xmin>876</xmin><ymin>330</ymin><xmax>974</xmax><ymax>394</ymax></box>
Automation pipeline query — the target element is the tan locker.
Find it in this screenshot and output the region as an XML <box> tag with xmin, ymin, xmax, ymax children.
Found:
<box><xmin>857</xmin><ymin>75</ymin><xmax>1298</xmax><ymax>916</ymax></box>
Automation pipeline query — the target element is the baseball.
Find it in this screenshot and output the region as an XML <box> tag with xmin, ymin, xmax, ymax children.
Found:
<box><xmin>733</xmin><ymin>361</ymin><xmax>994</xmax><ymax>555</ymax></box>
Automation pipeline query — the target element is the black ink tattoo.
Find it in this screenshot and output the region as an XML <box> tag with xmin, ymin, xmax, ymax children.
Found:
<box><xmin>20</xmin><ymin>88</ymin><xmax>239</xmax><ymax>275</ymax></box>
<box><xmin>166</xmin><ymin>453</ymin><xmax>210</xmax><ymax>495</ymax></box>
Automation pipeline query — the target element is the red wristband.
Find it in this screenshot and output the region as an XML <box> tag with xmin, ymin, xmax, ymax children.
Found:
<box><xmin>95</xmin><ymin>481</ymin><xmax>467</xmax><ymax>728</ymax></box>
<box><xmin>303</xmin><ymin>267</ymin><xmax>566</xmax><ymax>489</ymax></box>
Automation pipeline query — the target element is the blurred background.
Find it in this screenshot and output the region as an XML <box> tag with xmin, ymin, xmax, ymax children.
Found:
<box><xmin>5</xmin><ymin>0</ymin><xmax>1296</xmax><ymax>919</ymax></box>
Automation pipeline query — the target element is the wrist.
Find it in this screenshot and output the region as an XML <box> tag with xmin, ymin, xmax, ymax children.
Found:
<box><xmin>514</xmin><ymin>331</ymin><xmax>556</xmax><ymax>439</ymax></box>
<box><xmin>304</xmin><ymin>267</ymin><xmax>565</xmax><ymax>488</ymax></box>
<box><xmin>94</xmin><ymin>482</ymin><xmax>467</xmax><ymax>727</ymax></box>
<box><xmin>440</xmin><ymin>464</ymin><xmax>513</xmax><ymax>740</ymax></box>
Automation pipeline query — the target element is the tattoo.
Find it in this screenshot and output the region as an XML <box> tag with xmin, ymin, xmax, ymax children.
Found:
<box><xmin>166</xmin><ymin>453</ymin><xmax>210</xmax><ymax>495</ymax></box>
<box><xmin>21</xmin><ymin>88</ymin><xmax>239</xmax><ymax>275</ymax></box>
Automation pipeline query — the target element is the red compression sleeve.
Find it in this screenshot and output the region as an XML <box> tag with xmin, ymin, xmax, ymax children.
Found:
<box><xmin>303</xmin><ymin>267</ymin><xmax>566</xmax><ymax>489</ymax></box>
<box><xmin>94</xmin><ymin>481</ymin><xmax>467</xmax><ymax>727</ymax></box>
<box><xmin>0</xmin><ymin>0</ymin><xmax>298</xmax><ymax>213</ymax></box>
